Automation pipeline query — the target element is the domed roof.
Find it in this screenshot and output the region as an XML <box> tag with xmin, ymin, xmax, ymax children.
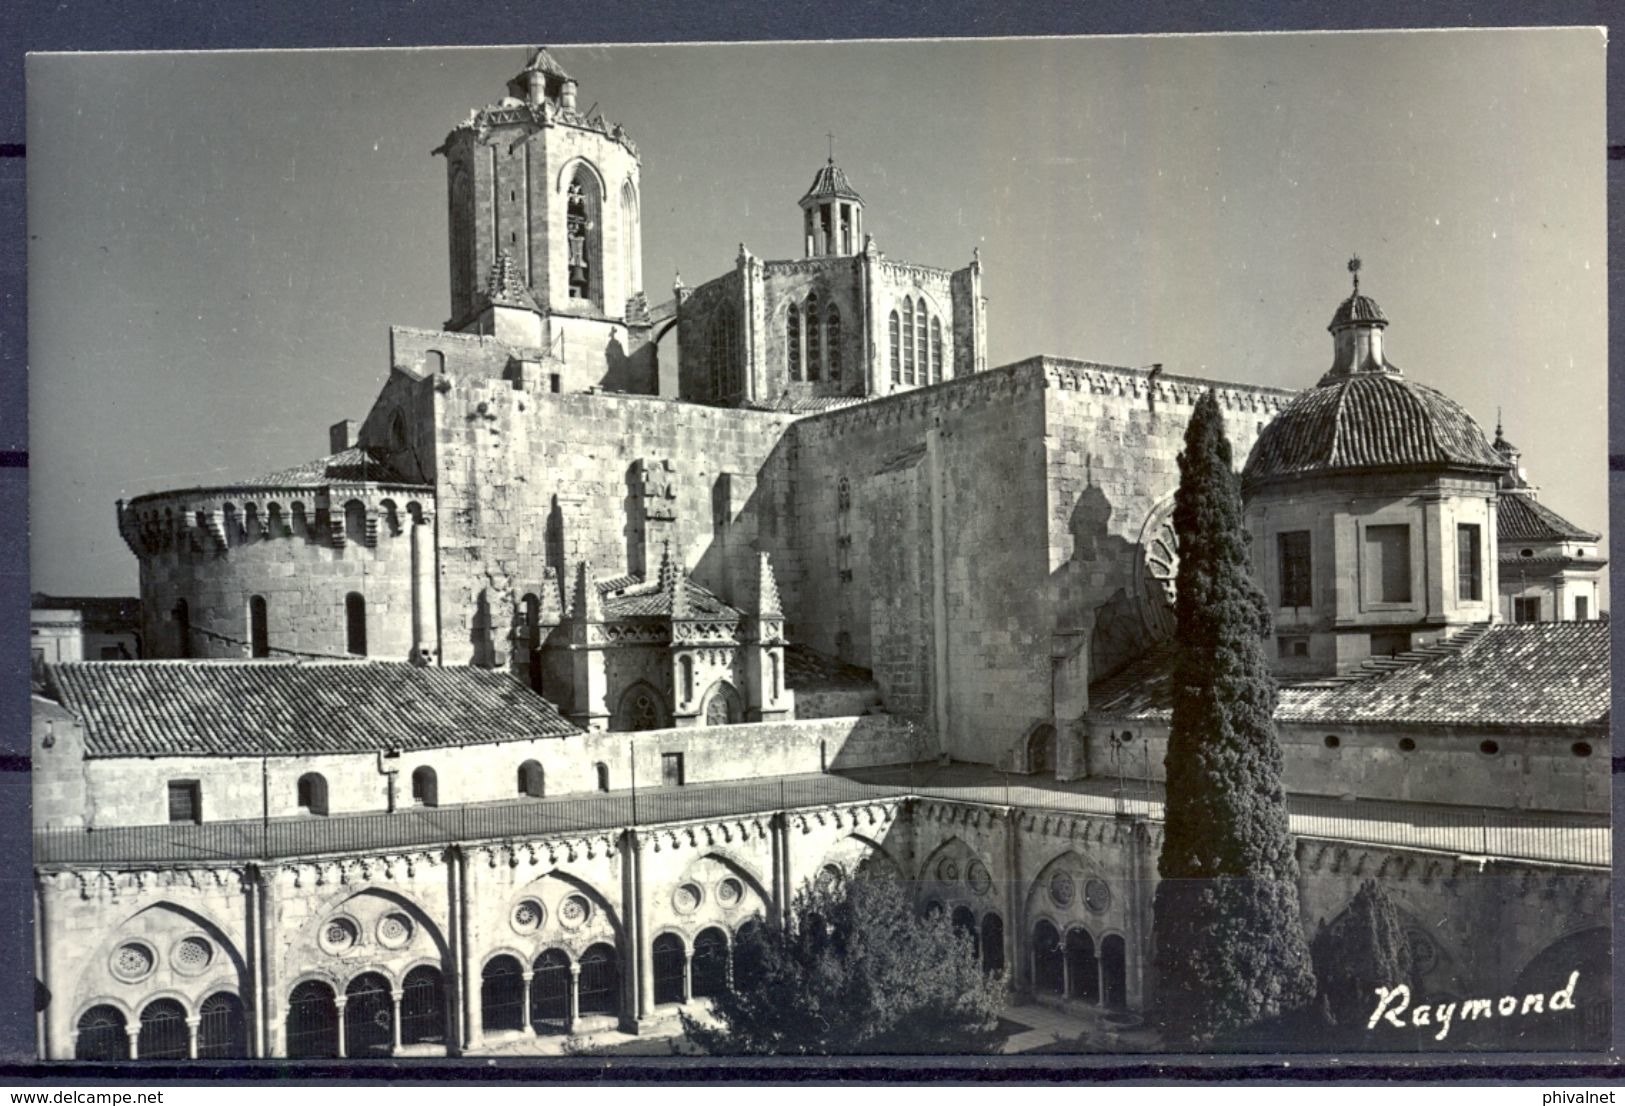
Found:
<box><xmin>1329</xmin><ymin>292</ymin><xmax>1388</xmax><ymax>331</ymax></box>
<box><xmin>799</xmin><ymin>159</ymin><xmax>863</xmax><ymax>207</ymax></box>
<box><xmin>1243</xmin><ymin>372</ymin><xmax>1507</xmax><ymax>490</ymax></box>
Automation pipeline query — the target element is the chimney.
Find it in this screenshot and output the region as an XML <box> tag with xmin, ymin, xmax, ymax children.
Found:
<box><xmin>329</xmin><ymin>419</ymin><xmax>356</xmax><ymax>454</ymax></box>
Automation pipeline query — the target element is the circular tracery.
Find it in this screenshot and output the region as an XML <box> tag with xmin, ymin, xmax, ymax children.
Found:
<box><xmin>172</xmin><ymin>936</ymin><xmax>214</xmax><ymax>974</ymax></box>
<box><xmin>1134</xmin><ymin>497</ymin><xmax>1179</xmax><ymax>641</ymax></box>
<box><xmin>111</xmin><ymin>942</ymin><xmax>155</xmax><ymax>983</ymax></box>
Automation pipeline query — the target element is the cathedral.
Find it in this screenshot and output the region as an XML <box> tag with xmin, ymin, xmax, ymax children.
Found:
<box><xmin>31</xmin><ymin>47</ymin><xmax>1609</xmax><ymax>1061</ymax></box>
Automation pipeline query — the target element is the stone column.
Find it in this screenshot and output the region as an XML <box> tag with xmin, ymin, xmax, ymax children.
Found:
<box><xmin>520</xmin><ymin>970</ymin><xmax>534</xmax><ymax>1034</ymax></box>
<box><xmin>125</xmin><ymin>1025</ymin><xmax>139</xmax><ymax>1061</ymax></box>
<box><xmin>390</xmin><ymin>991</ymin><xmax>404</xmax><ymax>1053</ymax></box>
<box><xmin>1004</xmin><ymin>808</ymin><xmax>1024</xmax><ymax>997</ymax></box>
<box><xmin>460</xmin><ymin>849</ymin><xmax>483</xmax><ymax>1051</ymax></box>
<box><xmin>567</xmin><ymin>964</ymin><xmax>581</xmax><ymax>1033</ymax></box>
<box><xmin>411</xmin><ymin>509</ymin><xmax>437</xmax><ymax>666</ymax></box>
<box><xmin>258</xmin><ymin>867</ymin><xmax>281</xmax><ymax>1058</ymax></box>
<box><xmin>333</xmin><ymin>997</ymin><xmax>347</xmax><ymax>1059</ymax></box>
<box><xmin>682</xmin><ymin>947</ymin><xmax>693</xmax><ymax>1004</ymax></box>
<box><xmin>186</xmin><ymin>1016</ymin><xmax>200</xmax><ymax>1060</ymax></box>
<box><xmin>633</xmin><ymin>834</ymin><xmax>653</xmax><ymax>1021</ymax></box>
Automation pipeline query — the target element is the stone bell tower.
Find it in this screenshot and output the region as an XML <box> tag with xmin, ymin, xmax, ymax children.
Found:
<box><xmin>436</xmin><ymin>47</ymin><xmax>645</xmax><ymax>332</ymax></box>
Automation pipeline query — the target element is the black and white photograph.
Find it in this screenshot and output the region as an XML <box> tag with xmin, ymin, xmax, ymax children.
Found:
<box><xmin>22</xmin><ymin>28</ymin><xmax>1610</xmax><ymax>1069</ymax></box>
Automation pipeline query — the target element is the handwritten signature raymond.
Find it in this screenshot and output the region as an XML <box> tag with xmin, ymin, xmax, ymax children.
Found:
<box><xmin>1367</xmin><ymin>972</ymin><xmax>1581</xmax><ymax>1042</ymax></box>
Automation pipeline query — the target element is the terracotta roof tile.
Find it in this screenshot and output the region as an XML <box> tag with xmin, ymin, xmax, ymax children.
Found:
<box><xmin>1090</xmin><ymin>622</ymin><xmax>1608</xmax><ymax>729</ymax></box>
<box><xmin>47</xmin><ymin>661</ymin><xmax>578</xmax><ymax>758</ymax></box>
<box><xmin>234</xmin><ymin>447</ymin><xmax>422</xmax><ymax>489</ymax></box>
<box><xmin>799</xmin><ymin>161</ymin><xmax>863</xmax><ymax>206</ymax></box>
<box><xmin>785</xmin><ymin>644</ymin><xmax>876</xmax><ymax>691</ymax></box>
<box><xmin>597</xmin><ymin>576</ymin><xmax>740</xmax><ymax>619</ymax></box>
<box><xmin>1497</xmin><ymin>492</ymin><xmax>1601</xmax><ymax>543</ymax></box>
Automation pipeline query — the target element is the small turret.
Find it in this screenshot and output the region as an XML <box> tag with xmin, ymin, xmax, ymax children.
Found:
<box><xmin>798</xmin><ymin>143</ymin><xmax>865</xmax><ymax>257</ymax></box>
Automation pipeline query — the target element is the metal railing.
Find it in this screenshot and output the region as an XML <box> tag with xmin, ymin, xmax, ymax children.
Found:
<box><xmin>32</xmin><ymin>772</ymin><xmax>1608</xmax><ymax>869</ymax></box>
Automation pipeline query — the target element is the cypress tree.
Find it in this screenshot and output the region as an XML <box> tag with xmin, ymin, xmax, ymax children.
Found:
<box><xmin>1311</xmin><ymin>879</ymin><xmax>1413</xmax><ymax>1030</ymax></box>
<box><xmin>1151</xmin><ymin>389</ymin><xmax>1315</xmax><ymax>1045</ymax></box>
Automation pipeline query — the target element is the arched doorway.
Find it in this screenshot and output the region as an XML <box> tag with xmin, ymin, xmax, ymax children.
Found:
<box><xmin>1066</xmin><ymin>928</ymin><xmax>1100</xmax><ymax>1003</ymax></box>
<box><xmin>481</xmin><ymin>956</ymin><xmax>526</xmax><ymax>1033</ymax></box>
<box><xmin>652</xmin><ymin>933</ymin><xmax>688</xmax><ymax>1006</ymax></box>
<box><xmin>692</xmin><ymin>927</ymin><xmax>730</xmax><ymax>999</ymax></box>
<box><xmin>197</xmin><ymin>992</ymin><xmax>247</xmax><ymax>1059</ymax></box>
<box><xmin>615</xmin><ymin>682</ymin><xmax>668</xmax><ymax>732</ymax></box>
<box><xmin>75</xmin><ymin>1005</ymin><xmax>128</xmax><ymax>1061</ymax></box>
<box><xmin>701</xmin><ymin>681</ymin><xmax>742</xmax><ymax>726</ymax></box>
<box><xmin>1101</xmin><ymin>934</ymin><xmax>1128</xmax><ymax>1009</ymax></box>
<box><xmin>518</xmin><ymin>760</ymin><xmax>545</xmax><ymax>799</ymax></box>
<box><xmin>400</xmin><ymin>965</ymin><xmax>446</xmax><ymax>1046</ymax></box>
<box><xmin>285</xmin><ymin>980</ymin><xmax>339</xmax><ymax>1059</ymax></box>
<box><xmin>578</xmin><ymin>943</ymin><xmax>620</xmax><ymax>1017</ymax></box>
<box><xmin>980</xmin><ymin>913</ymin><xmax>1006</xmax><ymax>975</ymax></box>
<box><xmin>1026</xmin><ymin>724</ymin><xmax>1056</xmax><ymax>775</ymax></box>
<box><xmin>343</xmin><ymin>972</ymin><xmax>393</xmax><ymax>1057</ymax></box>
<box><xmin>1032</xmin><ymin>919</ymin><xmax>1064</xmax><ymax>995</ymax></box>
<box><xmin>531</xmin><ymin>949</ymin><xmax>571</xmax><ymax>1033</ymax></box>
<box><xmin>411</xmin><ymin>766</ymin><xmax>438</xmax><ymax>807</ymax></box>
<box><xmin>951</xmin><ymin>906</ymin><xmax>979</xmax><ymax>960</ymax></box>
<box><xmin>137</xmin><ymin>998</ymin><xmax>189</xmax><ymax>1060</ymax></box>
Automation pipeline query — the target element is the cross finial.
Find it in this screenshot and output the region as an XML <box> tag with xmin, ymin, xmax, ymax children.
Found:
<box><xmin>827</xmin><ymin>131</ymin><xmax>835</xmax><ymax>164</ymax></box>
<box><xmin>1496</xmin><ymin>405</ymin><xmax>1503</xmax><ymax>439</ymax></box>
<box><xmin>1348</xmin><ymin>255</ymin><xmax>1362</xmax><ymax>294</ymax></box>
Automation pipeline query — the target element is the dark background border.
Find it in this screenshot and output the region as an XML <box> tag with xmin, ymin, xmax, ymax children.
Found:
<box><xmin>1</xmin><ymin>0</ymin><xmax>1618</xmax><ymax>1084</ymax></box>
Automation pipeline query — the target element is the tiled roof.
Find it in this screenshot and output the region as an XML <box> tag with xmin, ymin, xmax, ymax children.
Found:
<box><xmin>1497</xmin><ymin>492</ymin><xmax>1600</xmax><ymax>543</ymax></box>
<box><xmin>785</xmin><ymin>644</ymin><xmax>876</xmax><ymax>691</ymax></box>
<box><xmin>46</xmin><ymin>661</ymin><xmax>578</xmax><ymax>758</ymax></box>
<box><xmin>597</xmin><ymin>576</ymin><xmax>740</xmax><ymax>620</ymax></box>
<box><xmin>1243</xmin><ymin>373</ymin><xmax>1506</xmax><ymax>489</ymax></box>
<box><xmin>751</xmin><ymin>393</ymin><xmax>868</xmax><ymax>414</ymax></box>
<box><xmin>235</xmin><ymin>447</ymin><xmax>422</xmax><ymax>489</ymax></box>
<box><xmin>1089</xmin><ymin>622</ymin><xmax>1608</xmax><ymax>729</ymax></box>
<box><xmin>799</xmin><ymin>160</ymin><xmax>863</xmax><ymax>206</ymax></box>
<box><xmin>1328</xmin><ymin>292</ymin><xmax>1389</xmax><ymax>330</ymax></box>
<box><xmin>1500</xmin><ymin>552</ymin><xmax>1608</xmax><ymax>570</ymax></box>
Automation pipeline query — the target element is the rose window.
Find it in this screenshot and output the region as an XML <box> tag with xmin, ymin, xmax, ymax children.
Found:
<box><xmin>936</xmin><ymin>858</ymin><xmax>960</xmax><ymax>883</ymax></box>
<box><xmin>716</xmin><ymin>878</ymin><xmax>742</xmax><ymax>908</ymax></box>
<box><xmin>173</xmin><ymin>936</ymin><xmax>213</xmax><ymax>974</ymax></box>
<box><xmin>1084</xmin><ymin>878</ymin><xmax>1111</xmax><ymax>915</ymax></box>
<box><xmin>321</xmin><ymin>917</ymin><xmax>360</xmax><ymax>953</ymax></box>
<box><xmin>1049</xmin><ymin>871</ymin><xmax>1075</xmax><ymax>909</ymax></box>
<box><xmin>1133</xmin><ymin>496</ymin><xmax>1179</xmax><ymax>642</ymax></box>
<box><xmin>673</xmin><ymin>883</ymin><xmax>702</xmax><ymax>914</ymax></box>
<box><xmin>512</xmin><ymin>899</ymin><xmax>545</xmax><ymax>935</ymax></box>
<box><xmin>377</xmin><ymin>912</ymin><xmax>414</xmax><ymax>949</ymax></box>
<box><xmin>559</xmin><ymin>895</ymin><xmax>591</xmax><ymax>930</ymax></box>
<box><xmin>111</xmin><ymin>942</ymin><xmax>155</xmax><ymax>983</ymax></box>
<box><xmin>966</xmin><ymin>861</ymin><xmax>992</xmax><ymax>897</ymax></box>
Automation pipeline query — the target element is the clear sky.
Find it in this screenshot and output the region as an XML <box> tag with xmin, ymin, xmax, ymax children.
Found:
<box><xmin>27</xmin><ymin>30</ymin><xmax>1607</xmax><ymax>596</ymax></box>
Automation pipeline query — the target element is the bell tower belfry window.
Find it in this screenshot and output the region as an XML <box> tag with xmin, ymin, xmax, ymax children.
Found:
<box><xmin>567</xmin><ymin>179</ymin><xmax>592</xmax><ymax>300</ymax></box>
<box><xmin>797</xmin><ymin>143</ymin><xmax>865</xmax><ymax>258</ymax></box>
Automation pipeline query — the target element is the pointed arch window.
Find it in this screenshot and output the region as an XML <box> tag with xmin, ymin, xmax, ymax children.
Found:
<box><xmin>889</xmin><ymin>311</ymin><xmax>902</xmax><ymax>383</ymax></box>
<box><xmin>902</xmin><ymin>299</ymin><xmax>916</xmax><ymax>384</ymax></box>
<box><xmin>805</xmin><ymin>294</ymin><xmax>822</xmax><ymax>382</ymax></box>
<box><xmin>709</xmin><ymin>304</ymin><xmax>739</xmax><ymax>401</ymax></box>
<box><xmin>567</xmin><ymin>180</ymin><xmax>591</xmax><ymax>299</ymax></box>
<box><xmin>248</xmin><ymin>595</ymin><xmax>270</xmax><ymax>658</ymax></box>
<box><xmin>620</xmin><ymin>179</ymin><xmax>639</xmax><ymax>300</ymax></box>
<box><xmin>826</xmin><ymin>305</ymin><xmax>841</xmax><ymax>382</ymax></box>
<box><xmin>787</xmin><ymin>303</ymin><xmax>802</xmax><ymax>382</ymax></box>
<box><xmin>931</xmin><ymin>317</ymin><xmax>944</xmax><ymax>384</ymax></box>
<box><xmin>915</xmin><ymin>298</ymin><xmax>928</xmax><ymax>383</ymax></box>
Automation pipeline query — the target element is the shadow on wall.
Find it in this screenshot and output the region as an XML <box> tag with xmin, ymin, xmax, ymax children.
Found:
<box><xmin>1047</xmin><ymin>478</ymin><xmax>1154</xmax><ymax>687</ymax></box>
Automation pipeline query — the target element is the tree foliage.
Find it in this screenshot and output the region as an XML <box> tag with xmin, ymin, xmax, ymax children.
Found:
<box><xmin>1151</xmin><ymin>390</ymin><xmax>1316</xmax><ymax>1045</ymax></box>
<box><xmin>1311</xmin><ymin>879</ymin><xmax>1413</xmax><ymax>1029</ymax></box>
<box><xmin>683</xmin><ymin>870</ymin><xmax>1006</xmax><ymax>1055</ymax></box>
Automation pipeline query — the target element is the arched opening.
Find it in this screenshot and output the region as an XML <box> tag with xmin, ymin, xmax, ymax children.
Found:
<box><xmin>424</xmin><ymin>350</ymin><xmax>446</xmax><ymax>375</ymax></box>
<box><xmin>931</xmin><ymin>317</ymin><xmax>944</xmax><ymax>383</ymax></box>
<box><xmin>902</xmin><ymin>297</ymin><xmax>916</xmax><ymax>384</ymax></box>
<box><xmin>1512</xmin><ymin>927</ymin><xmax>1609</xmax><ymax>1049</ymax></box>
<box><xmin>137</xmin><ymin>999</ymin><xmax>189</xmax><ymax>1059</ymax></box>
<box><xmin>343</xmin><ymin>972</ymin><xmax>393</xmax><ymax>1058</ymax></box>
<box><xmin>679</xmin><ymin>654</ymin><xmax>695</xmax><ymax>706</ymax></box>
<box><xmin>951</xmin><ymin>905</ymin><xmax>979</xmax><ymax>960</ymax></box>
<box><xmin>531</xmin><ymin>949</ymin><xmax>571</xmax><ymax>1033</ymax></box>
<box><xmin>1032</xmin><ymin>919</ymin><xmax>1064</xmax><ymax>996</ymax></box>
<box><xmin>172</xmin><ymin>599</ymin><xmax>192</xmax><ymax>659</ymax></box>
<box><xmin>296</xmin><ymin>772</ymin><xmax>329</xmax><ymax>817</ymax></box>
<box><xmin>692</xmin><ymin>927</ymin><xmax>730</xmax><ymax>999</ymax></box>
<box><xmin>400</xmin><ymin>965</ymin><xmax>446</xmax><ymax>1047</ymax></box>
<box><xmin>805</xmin><ymin>293</ymin><xmax>822</xmax><ymax>382</ymax></box>
<box><xmin>787</xmin><ymin>303</ymin><xmax>802</xmax><ymax>382</ymax></box>
<box><xmin>980</xmin><ymin>913</ymin><xmax>1006</xmax><ymax>975</ymax></box>
<box><xmin>343</xmin><ymin>500</ymin><xmax>368</xmax><ymax>547</ymax></box>
<box><xmin>345</xmin><ymin>592</ymin><xmax>367</xmax><ymax>656</ymax></box>
<box><xmin>1101</xmin><ymin>934</ymin><xmax>1128</xmax><ymax>1009</ymax></box>
<box><xmin>594</xmin><ymin>763</ymin><xmax>610</xmax><ymax>793</ymax></box>
<box><xmin>619</xmin><ymin>179</ymin><xmax>640</xmax><ymax>303</ymax></box>
<box><xmin>411</xmin><ymin>766</ymin><xmax>438</xmax><ymax>808</ymax></box>
<box><xmin>888</xmin><ymin>310</ymin><xmax>901</xmax><ymax>383</ymax></box>
<box><xmin>248</xmin><ymin>595</ymin><xmax>270</xmax><ymax>658</ymax></box>
<box><xmin>1066</xmin><ymin>928</ymin><xmax>1100</xmax><ymax>1003</ymax></box>
<box><xmin>565</xmin><ymin>167</ymin><xmax>603</xmax><ymax>307</ymax></box>
<box><xmin>702</xmin><ymin>681</ymin><xmax>741</xmax><ymax>727</ymax></box>
<box><xmin>1026</xmin><ymin>724</ymin><xmax>1056</xmax><ymax>775</ymax></box>
<box><xmin>197</xmin><ymin>992</ymin><xmax>247</xmax><ymax>1059</ymax></box>
<box><xmin>914</xmin><ymin>299</ymin><xmax>928</xmax><ymax>382</ymax></box>
<box><xmin>826</xmin><ymin>304</ymin><xmax>842</xmax><ymax>382</ymax></box>
<box><xmin>75</xmin><ymin>1005</ymin><xmax>128</xmax><ymax>1061</ymax></box>
<box><xmin>285</xmin><ymin>980</ymin><xmax>340</xmax><ymax>1059</ymax></box>
<box><xmin>653</xmin><ymin>933</ymin><xmax>688</xmax><ymax>1006</ymax></box>
<box><xmin>577</xmin><ymin>943</ymin><xmax>620</xmax><ymax>1017</ymax></box>
<box><xmin>709</xmin><ymin>304</ymin><xmax>739</xmax><ymax>402</ymax></box>
<box><xmin>518</xmin><ymin>760</ymin><xmax>545</xmax><ymax>798</ymax></box>
<box><xmin>615</xmin><ymin>682</ymin><xmax>667</xmax><ymax>733</ymax></box>
<box><xmin>480</xmin><ymin>956</ymin><xmax>526</xmax><ymax>1033</ymax></box>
